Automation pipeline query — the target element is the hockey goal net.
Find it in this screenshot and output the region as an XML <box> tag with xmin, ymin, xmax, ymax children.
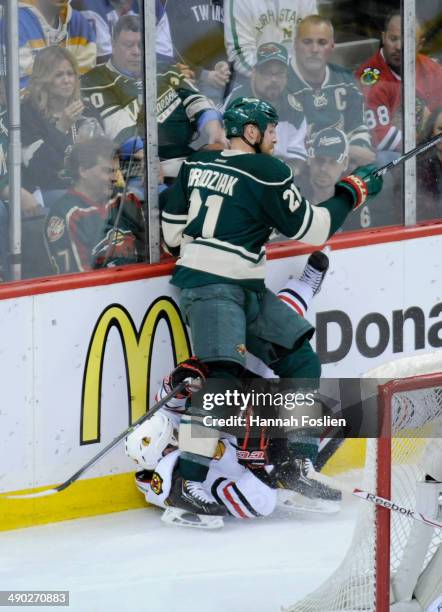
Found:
<box><xmin>284</xmin><ymin>353</ymin><xmax>442</xmax><ymax>612</ymax></box>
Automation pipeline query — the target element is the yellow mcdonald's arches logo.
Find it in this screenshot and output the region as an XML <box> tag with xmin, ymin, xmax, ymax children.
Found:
<box><xmin>80</xmin><ymin>297</ymin><xmax>191</xmax><ymax>444</ymax></box>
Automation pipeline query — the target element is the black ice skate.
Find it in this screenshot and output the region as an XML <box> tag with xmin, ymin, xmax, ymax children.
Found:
<box><xmin>299</xmin><ymin>250</ymin><xmax>329</xmax><ymax>296</ymax></box>
<box><xmin>162</xmin><ymin>475</ymin><xmax>227</xmax><ymax>529</ymax></box>
<box><xmin>276</xmin><ymin>458</ymin><xmax>342</xmax><ymax>515</ymax></box>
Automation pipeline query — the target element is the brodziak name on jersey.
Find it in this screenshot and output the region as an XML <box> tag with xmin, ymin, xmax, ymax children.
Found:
<box><xmin>161</xmin><ymin>149</ymin><xmax>354</xmax><ymax>290</ymax></box>
<box><xmin>188</xmin><ymin>168</ymin><xmax>238</xmax><ymax>196</ymax></box>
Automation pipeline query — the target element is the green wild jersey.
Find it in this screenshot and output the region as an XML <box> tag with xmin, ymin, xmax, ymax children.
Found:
<box><xmin>161</xmin><ymin>149</ymin><xmax>354</xmax><ymax>290</ymax></box>
<box><xmin>287</xmin><ymin>61</ymin><xmax>371</xmax><ymax>149</ymax></box>
<box><xmin>156</xmin><ymin>65</ymin><xmax>216</xmax><ymax>160</ymax></box>
<box><xmin>81</xmin><ymin>61</ymin><xmax>215</xmax><ymax>158</ymax></box>
<box><xmin>81</xmin><ymin>61</ymin><xmax>142</xmax><ymax>146</ymax></box>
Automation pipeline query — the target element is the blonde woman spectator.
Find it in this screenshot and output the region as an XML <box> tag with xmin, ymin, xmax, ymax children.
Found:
<box><xmin>12</xmin><ymin>0</ymin><xmax>96</xmax><ymax>91</ymax></box>
<box><xmin>225</xmin><ymin>0</ymin><xmax>317</xmax><ymax>77</ymax></box>
<box><xmin>21</xmin><ymin>46</ymin><xmax>103</xmax><ymax>204</ymax></box>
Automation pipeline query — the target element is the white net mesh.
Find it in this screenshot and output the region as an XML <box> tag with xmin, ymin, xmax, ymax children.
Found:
<box><xmin>284</xmin><ymin>355</ymin><xmax>442</xmax><ymax>612</ymax></box>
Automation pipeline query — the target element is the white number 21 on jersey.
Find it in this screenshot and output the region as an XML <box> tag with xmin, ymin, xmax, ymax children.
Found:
<box><xmin>283</xmin><ymin>183</ymin><xmax>302</xmax><ymax>212</ymax></box>
<box><xmin>188</xmin><ymin>188</ymin><xmax>224</xmax><ymax>238</ymax></box>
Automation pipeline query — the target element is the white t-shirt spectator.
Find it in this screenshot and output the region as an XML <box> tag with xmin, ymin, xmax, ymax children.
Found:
<box><xmin>225</xmin><ymin>0</ymin><xmax>317</xmax><ymax>76</ymax></box>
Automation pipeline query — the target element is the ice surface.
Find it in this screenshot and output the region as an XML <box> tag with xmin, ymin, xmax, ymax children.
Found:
<box><xmin>0</xmin><ymin>496</ymin><xmax>359</xmax><ymax>612</ymax></box>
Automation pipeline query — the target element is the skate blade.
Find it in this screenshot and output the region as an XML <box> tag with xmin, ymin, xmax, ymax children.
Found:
<box><xmin>161</xmin><ymin>507</ymin><xmax>224</xmax><ymax>529</ymax></box>
<box><xmin>277</xmin><ymin>491</ymin><xmax>341</xmax><ymax>515</ymax></box>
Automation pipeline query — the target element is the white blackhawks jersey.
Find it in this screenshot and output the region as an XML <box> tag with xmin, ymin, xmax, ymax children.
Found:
<box><xmin>145</xmin><ymin>433</ymin><xmax>276</xmax><ymax>519</ymax></box>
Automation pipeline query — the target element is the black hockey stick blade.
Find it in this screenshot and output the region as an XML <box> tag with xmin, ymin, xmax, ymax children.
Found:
<box><xmin>3</xmin><ymin>381</ymin><xmax>186</xmax><ymax>500</ymax></box>
<box><xmin>373</xmin><ymin>132</ymin><xmax>442</xmax><ymax>177</ymax></box>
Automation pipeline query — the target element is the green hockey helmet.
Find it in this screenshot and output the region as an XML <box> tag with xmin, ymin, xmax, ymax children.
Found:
<box><xmin>224</xmin><ymin>97</ymin><xmax>279</xmax><ymax>139</ymax></box>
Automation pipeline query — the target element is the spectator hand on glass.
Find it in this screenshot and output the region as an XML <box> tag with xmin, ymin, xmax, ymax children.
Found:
<box><xmin>20</xmin><ymin>189</ymin><xmax>42</xmax><ymax>217</ymax></box>
<box><xmin>204</xmin><ymin>61</ymin><xmax>231</xmax><ymax>89</ymax></box>
<box><xmin>175</xmin><ymin>63</ymin><xmax>196</xmax><ymax>82</ymax></box>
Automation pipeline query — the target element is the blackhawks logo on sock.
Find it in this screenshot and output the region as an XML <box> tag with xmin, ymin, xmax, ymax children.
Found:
<box><xmin>150</xmin><ymin>472</ymin><xmax>163</xmax><ymax>495</ymax></box>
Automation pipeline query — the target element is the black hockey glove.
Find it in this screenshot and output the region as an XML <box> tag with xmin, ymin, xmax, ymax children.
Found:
<box><xmin>170</xmin><ymin>357</ymin><xmax>210</xmax><ymax>396</ymax></box>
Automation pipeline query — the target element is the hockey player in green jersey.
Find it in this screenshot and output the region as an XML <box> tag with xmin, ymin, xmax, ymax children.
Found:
<box><xmin>160</xmin><ymin>96</ymin><xmax>383</xmax><ymax>524</ymax></box>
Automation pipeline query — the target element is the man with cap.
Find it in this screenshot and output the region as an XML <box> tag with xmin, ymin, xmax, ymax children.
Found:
<box><xmin>300</xmin><ymin>127</ymin><xmax>399</xmax><ymax>230</ymax></box>
<box><xmin>224</xmin><ymin>42</ymin><xmax>308</xmax><ymax>173</ymax></box>
<box><xmin>81</xmin><ymin>15</ymin><xmax>226</xmax><ymax>184</ymax></box>
<box><xmin>288</xmin><ymin>15</ymin><xmax>375</xmax><ymax>168</ymax></box>
<box><xmin>300</xmin><ymin>127</ymin><xmax>349</xmax><ymax>205</ymax></box>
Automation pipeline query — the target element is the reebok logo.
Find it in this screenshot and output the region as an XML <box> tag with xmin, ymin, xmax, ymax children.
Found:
<box><xmin>366</xmin><ymin>494</ymin><xmax>414</xmax><ymax>518</ymax></box>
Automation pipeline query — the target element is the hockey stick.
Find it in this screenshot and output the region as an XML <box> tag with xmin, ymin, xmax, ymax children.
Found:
<box><xmin>3</xmin><ymin>381</ymin><xmax>186</xmax><ymax>500</ymax></box>
<box><xmin>306</xmin><ymin>462</ymin><xmax>442</xmax><ymax>530</ymax></box>
<box><xmin>373</xmin><ymin>132</ymin><xmax>442</xmax><ymax>177</ymax></box>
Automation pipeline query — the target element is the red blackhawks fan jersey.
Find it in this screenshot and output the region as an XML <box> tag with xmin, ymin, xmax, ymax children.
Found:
<box><xmin>355</xmin><ymin>49</ymin><xmax>442</xmax><ymax>151</ymax></box>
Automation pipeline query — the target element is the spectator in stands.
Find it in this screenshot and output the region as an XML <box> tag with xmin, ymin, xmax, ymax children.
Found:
<box><xmin>82</xmin><ymin>15</ymin><xmax>226</xmax><ymax>182</ymax></box>
<box><xmin>355</xmin><ymin>12</ymin><xmax>442</xmax><ymax>157</ymax></box>
<box><xmin>298</xmin><ymin>127</ymin><xmax>349</xmax><ymax>204</ymax></box>
<box><xmin>12</xmin><ymin>0</ymin><xmax>96</xmax><ymax>91</ymax></box>
<box><xmin>224</xmin><ymin>42</ymin><xmax>308</xmax><ymax>173</ymax></box>
<box><xmin>288</xmin><ymin>15</ymin><xmax>375</xmax><ymax>168</ymax></box>
<box><xmin>77</xmin><ymin>0</ymin><xmax>173</xmax><ymax>64</ymax></box>
<box><xmin>417</xmin><ymin>106</ymin><xmax>442</xmax><ymax>222</ymax></box>
<box><xmin>21</xmin><ymin>46</ymin><xmax>103</xmax><ymax>206</ymax></box>
<box><xmin>163</xmin><ymin>0</ymin><xmax>230</xmax><ymax>104</ymax></box>
<box><xmin>0</xmin><ymin>73</ymin><xmax>48</xmax><ymax>281</ymax></box>
<box><xmin>0</xmin><ymin>77</ymin><xmax>41</xmax><ymax>217</ymax></box>
<box><xmin>295</xmin><ymin>125</ymin><xmax>399</xmax><ymax>231</ymax></box>
<box><xmin>225</xmin><ymin>0</ymin><xmax>318</xmax><ymax>78</ymax></box>
<box><xmin>46</xmin><ymin>136</ymin><xmax>144</xmax><ymax>273</ymax></box>
<box><xmin>420</xmin><ymin>9</ymin><xmax>442</xmax><ymax>63</ymax></box>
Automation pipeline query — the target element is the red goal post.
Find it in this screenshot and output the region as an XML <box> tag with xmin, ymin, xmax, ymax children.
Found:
<box><xmin>376</xmin><ymin>369</ymin><xmax>442</xmax><ymax>612</ymax></box>
<box><xmin>285</xmin><ymin>353</ymin><xmax>442</xmax><ymax>612</ymax></box>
